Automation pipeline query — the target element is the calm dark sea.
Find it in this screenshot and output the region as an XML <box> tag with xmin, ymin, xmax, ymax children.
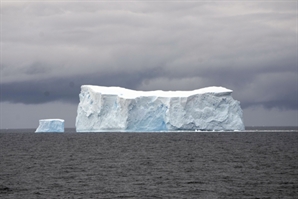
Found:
<box><xmin>0</xmin><ymin>129</ymin><xmax>297</xmax><ymax>199</ymax></box>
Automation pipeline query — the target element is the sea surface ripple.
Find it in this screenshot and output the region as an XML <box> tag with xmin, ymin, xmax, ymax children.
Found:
<box><xmin>0</xmin><ymin>130</ymin><xmax>297</xmax><ymax>198</ymax></box>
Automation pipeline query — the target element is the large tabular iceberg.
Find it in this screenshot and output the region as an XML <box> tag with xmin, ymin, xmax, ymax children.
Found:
<box><xmin>76</xmin><ymin>85</ymin><xmax>245</xmax><ymax>132</ymax></box>
<box><xmin>35</xmin><ymin>119</ymin><xmax>64</xmax><ymax>133</ymax></box>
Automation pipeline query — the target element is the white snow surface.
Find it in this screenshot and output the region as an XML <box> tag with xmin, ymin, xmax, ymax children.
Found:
<box><xmin>35</xmin><ymin>119</ymin><xmax>64</xmax><ymax>133</ymax></box>
<box><xmin>86</xmin><ymin>85</ymin><xmax>233</xmax><ymax>98</ymax></box>
<box><xmin>76</xmin><ymin>85</ymin><xmax>245</xmax><ymax>132</ymax></box>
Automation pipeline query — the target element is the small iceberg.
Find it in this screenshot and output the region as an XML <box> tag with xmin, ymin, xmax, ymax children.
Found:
<box><xmin>35</xmin><ymin>119</ymin><xmax>64</xmax><ymax>133</ymax></box>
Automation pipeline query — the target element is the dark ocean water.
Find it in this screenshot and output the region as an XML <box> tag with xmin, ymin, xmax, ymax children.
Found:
<box><xmin>0</xmin><ymin>129</ymin><xmax>298</xmax><ymax>199</ymax></box>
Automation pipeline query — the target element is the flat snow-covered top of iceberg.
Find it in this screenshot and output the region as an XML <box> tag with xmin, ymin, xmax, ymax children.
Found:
<box><xmin>82</xmin><ymin>85</ymin><xmax>233</xmax><ymax>99</ymax></box>
<box><xmin>39</xmin><ymin>119</ymin><xmax>64</xmax><ymax>122</ymax></box>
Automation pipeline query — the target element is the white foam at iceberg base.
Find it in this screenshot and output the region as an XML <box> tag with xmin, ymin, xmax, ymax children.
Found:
<box><xmin>76</xmin><ymin>85</ymin><xmax>245</xmax><ymax>132</ymax></box>
<box><xmin>35</xmin><ymin>119</ymin><xmax>64</xmax><ymax>133</ymax></box>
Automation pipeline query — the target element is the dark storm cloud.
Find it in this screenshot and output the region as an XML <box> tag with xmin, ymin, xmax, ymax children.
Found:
<box><xmin>1</xmin><ymin>1</ymin><xmax>297</xmax><ymax>111</ymax></box>
<box><xmin>1</xmin><ymin>65</ymin><xmax>296</xmax><ymax>111</ymax></box>
<box><xmin>0</xmin><ymin>66</ymin><xmax>165</xmax><ymax>104</ymax></box>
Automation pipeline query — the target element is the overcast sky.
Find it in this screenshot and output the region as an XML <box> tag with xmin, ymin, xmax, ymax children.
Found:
<box><xmin>1</xmin><ymin>1</ymin><xmax>297</xmax><ymax>129</ymax></box>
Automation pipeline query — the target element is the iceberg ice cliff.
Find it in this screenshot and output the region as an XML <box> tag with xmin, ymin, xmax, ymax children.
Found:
<box><xmin>76</xmin><ymin>85</ymin><xmax>245</xmax><ymax>132</ymax></box>
<box><xmin>35</xmin><ymin>119</ymin><xmax>64</xmax><ymax>133</ymax></box>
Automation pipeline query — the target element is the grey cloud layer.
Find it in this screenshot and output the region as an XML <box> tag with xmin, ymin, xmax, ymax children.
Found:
<box><xmin>0</xmin><ymin>67</ymin><xmax>164</xmax><ymax>104</ymax></box>
<box><xmin>1</xmin><ymin>2</ymin><xmax>297</xmax><ymax>111</ymax></box>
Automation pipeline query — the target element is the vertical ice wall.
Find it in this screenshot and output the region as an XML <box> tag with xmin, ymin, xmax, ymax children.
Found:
<box><xmin>76</xmin><ymin>85</ymin><xmax>245</xmax><ymax>132</ymax></box>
